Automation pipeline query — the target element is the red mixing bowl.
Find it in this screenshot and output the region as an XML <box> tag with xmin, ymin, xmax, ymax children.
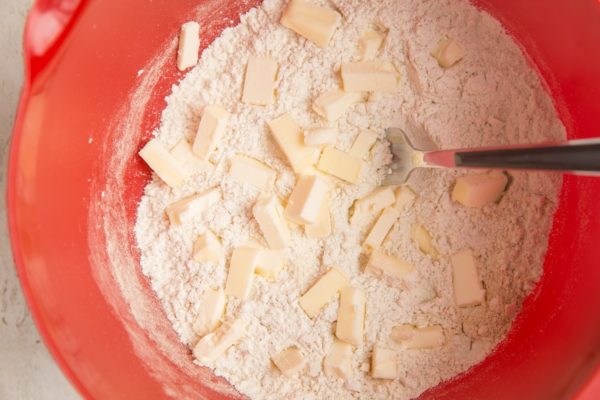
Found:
<box><xmin>7</xmin><ymin>0</ymin><xmax>600</xmax><ymax>398</ymax></box>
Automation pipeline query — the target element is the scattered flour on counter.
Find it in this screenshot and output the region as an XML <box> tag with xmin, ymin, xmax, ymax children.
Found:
<box><xmin>134</xmin><ymin>0</ymin><xmax>565</xmax><ymax>399</ymax></box>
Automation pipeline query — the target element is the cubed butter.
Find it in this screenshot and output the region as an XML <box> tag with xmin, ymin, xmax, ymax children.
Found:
<box><xmin>229</xmin><ymin>155</ymin><xmax>276</xmax><ymax>192</ymax></box>
<box><xmin>299</xmin><ymin>267</ymin><xmax>348</xmax><ymax>318</ymax></box>
<box><xmin>312</xmin><ymin>90</ymin><xmax>363</xmax><ymax>122</ymax></box>
<box><xmin>255</xmin><ymin>249</ymin><xmax>286</xmax><ymax>280</ymax></box>
<box><xmin>139</xmin><ymin>139</ymin><xmax>188</xmax><ymax>188</ymax></box>
<box><xmin>242</xmin><ymin>56</ymin><xmax>278</xmax><ymax>106</ymax></box>
<box><xmin>272</xmin><ymin>346</ymin><xmax>305</xmax><ymax>376</ymax></box>
<box><xmin>366</xmin><ymin>250</ymin><xmax>414</xmax><ymax>282</ymax></box>
<box><xmin>285</xmin><ymin>174</ymin><xmax>330</xmax><ymax>225</ymax></box>
<box><xmin>324</xmin><ymin>340</ymin><xmax>353</xmax><ymax>379</ymax></box>
<box><xmin>363</xmin><ymin>207</ymin><xmax>399</xmax><ymax>249</ymax></box>
<box><xmin>170</xmin><ymin>139</ymin><xmax>213</xmax><ymax>174</ymax></box>
<box><xmin>305</xmin><ymin>197</ymin><xmax>331</xmax><ymax>239</ymax></box>
<box><xmin>411</xmin><ymin>224</ymin><xmax>438</xmax><ymax>259</ymax></box>
<box><xmin>193</xmin><ymin>230</ymin><xmax>223</xmax><ymax>263</ymax></box>
<box><xmin>336</xmin><ymin>287</ymin><xmax>366</xmax><ymax>346</ymax></box>
<box><xmin>431</xmin><ymin>37</ymin><xmax>465</xmax><ymax>68</ymax></box>
<box><xmin>177</xmin><ymin>21</ymin><xmax>200</xmax><ymax>71</ymax></box>
<box><xmin>359</xmin><ymin>30</ymin><xmax>385</xmax><ymax>61</ymax></box>
<box><xmin>192</xmin><ymin>105</ymin><xmax>230</xmax><ymax>160</ymax></box>
<box><xmin>304</xmin><ymin>127</ymin><xmax>338</xmax><ymax>146</ymax></box>
<box><xmin>394</xmin><ymin>185</ymin><xmax>416</xmax><ymax>212</ymax></box>
<box><xmin>192</xmin><ymin>319</ymin><xmax>246</xmax><ymax>363</ymax></box>
<box><xmin>352</xmin><ymin>187</ymin><xmax>396</xmax><ymax>221</ymax></box>
<box><xmin>371</xmin><ymin>345</ymin><xmax>397</xmax><ymax>379</ymax></box>
<box><xmin>253</xmin><ymin>196</ymin><xmax>290</xmax><ymax>249</ymax></box>
<box><xmin>192</xmin><ymin>287</ymin><xmax>226</xmax><ymax>337</ymax></box>
<box><xmin>349</xmin><ymin>130</ymin><xmax>378</xmax><ymax>159</ymax></box>
<box><xmin>268</xmin><ymin>114</ymin><xmax>320</xmax><ymax>173</ymax></box>
<box><xmin>166</xmin><ymin>188</ymin><xmax>220</xmax><ymax>225</ymax></box>
<box><xmin>451</xmin><ymin>249</ymin><xmax>485</xmax><ymax>307</ymax></box>
<box><xmin>452</xmin><ymin>171</ymin><xmax>508</xmax><ymax>208</ymax></box>
<box><xmin>341</xmin><ymin>61</ymin><xmax>399</xmax><ymax>92</ymax></box>
<box><xmin>225</xmin><ymin>247</ymin><xmax>261</xmax><ymax>300</ymax></box>
<box><xmin>280</xmin><ymin>0</ymin><xmax>341</xmax><ymax>48</ymax></box>
<box><xmin>390</xmin><ymin>324</ymin><xmax>445</xmax><ymax>349</ymax></box>
<box><xmin>317</xmin><ymin>147</ymin><xmax>363</xmax><ymax>184</ymax></box>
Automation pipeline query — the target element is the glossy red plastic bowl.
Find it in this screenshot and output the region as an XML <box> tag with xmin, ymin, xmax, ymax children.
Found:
<box><xmin>7</xmin><ymin>0</ymin><xmax>600</xmax><ymax>399</ymax></box>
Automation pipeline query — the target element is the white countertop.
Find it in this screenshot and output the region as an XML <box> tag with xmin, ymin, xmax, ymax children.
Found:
<box><xmin>0</xmin><ymin>1</ymin><xmax>80</xmax><ymax>399</ymax></box>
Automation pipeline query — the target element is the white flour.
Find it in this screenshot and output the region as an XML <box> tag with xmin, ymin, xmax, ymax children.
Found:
<box><xmin>134</xmin><ymin>0</ymin><xmax>565</xmax><ymax>398</ymax></box>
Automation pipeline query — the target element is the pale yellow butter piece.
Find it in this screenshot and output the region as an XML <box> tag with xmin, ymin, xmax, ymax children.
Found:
<box><xmin>389</xmin><ymin>324</ymin><xmax>417</xmax><ymax>343</ymax></box>
<box><xmin>359</xmin><ymin>30</ymin><xmax>385</xmax><ymax>61</ymax></box>
<box><xmin>193</xmin><ymin>319</ymin><xmax>246</xmax><ymax>364</ymax></box>
<box><xmin>324</xmin><ymin>340</ymin><xmax>353</xmax><ymax>379</ymax></box>
<box><xmin>139</xmin><ymin>139</ymin><xmax>188</xmax><ymax>188</ymax></box>
<box><xmin>272</xmin><ymin>346</ymin><xmax>305</xmax><ymax>376</ymax></box>
<box><xmin>304</xmin><ymin>127</ymin><xmax>338</xmax><ymax>146</ymax></box>
<box><xmin>225</xmin><ymin>247</ymin><xmax>261</xmax><ymax>300</ymax></box>
<box><xmin>253</xmin><ymin>196</ymin><xmax>290</xmax><ymax>249</ymax></box>
<box><xmin>431</xmin><ymin>37</ymin><xmax>465</xmax><ymax>68</ymax></box>
<box><xmin>165</xmin><ymin>188</ymin><xmax>220</xmax><ymax>225</ymax></box>
<box><xmin>192</xmin><ymin>287</ymin><xmax>226</xmax><ymax>337</ymax></box>
<box><xmin>341</xmin><ymin>61</ymin><xmax>399</xmax><ymax>92</ymax></box>
<box><xmin>352</xmin><ymin>186</ymin><xmax>396</xmax><ymax>221</ymax></box>
<box><xmin>452</xmin><ymin>171</ymin><xmax>508</xmax><ymax>208</ymax></box>
<box><xmin>177</xmin><ymin>21</ymin><xmax>200</xmax><ymax>71</ymax></box>
<box><xmin>451</xmin><ymin>249</ymin><xmax>485</xmax><ymax>307</ymax></box>
<box><xmin>268</xmin><ymin>113</ymin><xmax>320</xmax><ymax>173</ymax></box>
<box><xmin>305</xmin><ymin>197</ymin><xmax>331</xmax><ymax>239</ymax></box>
<box><xmin>364</xmin><ymin>207</ymin><xmax>399</xmax><ymax>250</ymax></box>
<box><xmin>229</xmin><ymin>155</ymin><xmax>276</xmax><ymax>192</ymax></box>
<box><xmin>192</xmin><ymin>105</ymin><xmax>230</xmax><ymax>160</ymax></box>
<box><xmin>285</xmin><ymin>174</ymin><xmax>330</xmax><ymax>225</ymax></box>
<box><xmin>394</xmin><ymin>185</ymin><xmax>416</xmax><ymax>212</ymax></box>
<box><xmin>299</xmin><ymin>267</ymin><xmax>348</xmax><ymax>318</ymax></box>
<box><xmin>317</xmin><ymin>147</ymin><xmax>363</xmax><ymax>184</ymax></box>
<box><xmin>255</xmin><ymin>249</ymin><xmax>286</xmax><ymax>280</ymax></box>
<box><xmin>349</xmin><ymin>130</ymin><xmax>378</xmax><ymax>159</ymax></box>
<box><xmin>242</xmin><ymin>56</ymin><xmax>278</xmax><ymax>106</ymax></box>
<box><xmin>170</xmin><ymin>139</ymin><xmax>213</xmax><ymax>174</ymax></box>
<box><xmin>366</xmin><ymin>249</ymin><xmax>414</xmax><ymax>282</ymax></box>
<box><xmin>411</xmin><ymin>224</ymin><xmax>438</xmax><ymax>259</ymax></box>
<box><xmin>280</xmin><ymin>0</ymin><xmax>341</xmax><ymax>48</ymax></box>
<box><xmin>312</xmin><ymin>90</ymin><xmax>363</xmax><ymax>122</ymax></box>
<box><xmin>193</xmin><ymin>230</ymin><xmax>223</xmax><ymax>263</ymax></box>
<box><xmin>390</xmin><ymin>324</ymin><xmax>445</xmax><ymax>349</ymax></box>
<box><xmin>336</xmin><ymin>287</ymin><xmax>366</xmax><ymax>346</ymax></box>
<box><xmin>371</xmin><ymin>345</ymin><xmax>397</xmax><ymax>379</ymax></box>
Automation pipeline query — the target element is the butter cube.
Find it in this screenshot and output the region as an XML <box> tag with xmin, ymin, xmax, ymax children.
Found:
<box><xmin>349</xmin><ymin>130</ymin><xmax>378</xmax><ymax>159</ymax></box>
<box><xmin>177</xmin><ymin>21</ymin><xmax>200</xmax><ymax>71</ymax></box>
<box><xmin>394</xmin><ymin>185</ymin><xmax>416</xmax><ymax>212</ymax></box>
<box><xmin>389</xmin><ymin>324</ymin><xmax>416</xmax><ymax>343</ymax></box>
<box><xmin>452</xmin><ymin>171</ymin><xmax>508</xmax><ymax>208</ymax></box>
<box><xmin>359</xmin><ymin>30</ymin><xmax>385</xmax><ymax>61</ymax></box>
<box><xmin>166</xmin><ymin>188</ymin><xmax>220</xmax><ymax>225</ymax></box>
<box><xmin>411</xmin><ymin>224</ymin><xmax>438</xmax><ymax>259</ymax></box>
<box><xmin>299</xmin><ymin>267</ymin><xmax>348</xmax><ymax>318</ymax></box>
<box><xmin>193</xmin><ymin>230</ymin><xmax>223</xmax><ymax>263</ymax></box>
<box><xmin>285</xmin><ymin>174</ymin><xmax>330</xmax><ymax>225</ymax></box>
<box><xmin>305</xmin><ymin>197</ymin><xmax>331</xmax><ymax>239</ymax></box>
<box><xmin>336</xmin><ymin>287</ymin><xmax>366</xmax><ymax>346</ymax></box>
<box><xmin>341</xmin><ymin>61</ymin><xmax>399</xmax><ymax>92</ymax></box>
<box><xmin>170</xmin><ymin>139</ymin><xmax>213</xmax><ymax>174</ymax></box>
<box><xmin>242</xmin><ymin>56</ymin><xmax>278</xmax><ymax>106</ymax></box>
<box><xmin>272</xmin><ymin>346</ymin><xmax>305</xmax><ymax>376</ymax></box>
<box><xmin>192</xmin><ymin>105</ymin><xmax>230</xmax><ymax>160</ymax></box>
<box><xmin>268</xmin><ymin>114</ymin><xmax>320</xmax><ymax>173</ymax></box>
<box><xmin>255</xmin><ymin>249</ymin><xmax>286</xmax><ymax>280</ymax></box>
<box><xmin>253</xmin><ymin>196</ymin><xmax>290</xmax><ymax>249</ymax></box>
<box><xmin>366</xmin><ymin>250</ymin><xmax>414</xmax><ymax>282</ymax></box>
<box><xmin>229</xmin><ymin>155</ymin><xmax>276</xmax><ymax>192</ymax></box>
<box><xmin>352</xmin><ymin>187</ymin><xmax>396</xmax><ymax>221</ymax></box>
<box><xmin>317</xmin><ymin>147</ymin><xmax>363</xmax><ymax>184</ymax></box>
<box><xmin>139</xmin><ymin>139</ymin><xmax>188</xmax><ymax>188</ymax></box>
<box><xmin>192</xmin><ymin>288</ymin><xmax>226</xmax><ymax>337</ymax></box>
<box><xmin>324</xmin><ymin>340</ymin><xmax>353</xmax><ymax>379</ymax></box>
<box><xmin>363</xmin><ymin>207</ymin><xmax>399</xmax><ymax>249</ymax></box>
<box><xmin>390</xmin><ymin>324</ymin><xmax>445</xmax><ymax>349</ymax></box>
<box><xmin>371</xmin><ymin>345</ymin><xmax>397</xmax><ymax>379</ymax></box>
<box><xmin>193</xmin><ymin>319</ymin><xmax>246</xmax><ymax>364</ymax></box>
<box><xmin>451</xmin><ymin>249</ymin><xmax>485</xmax><ymax>307</ymax></box>
<box><xmin>431</xmin><ymin>37</ymin><xmax>465</xmax><ymax>68</ymax></box>
<box><xmin>225</xmin><ymin>247</ymin><xmax>261</xmax><ymax>300</ymax></box>
<box><xmin>304</xmin><ymin>127</ymin><xmax>338</xmax><ymax>146</ymax></box>
<box><xmin>313</xmin><ymin>90</ymin><xmax>363</xmax><ymax>122</ymax></box>
<box><xmin>280</xmin><ymin>0</ymin><xmax>341</xmax><ymax>48</ymax></box>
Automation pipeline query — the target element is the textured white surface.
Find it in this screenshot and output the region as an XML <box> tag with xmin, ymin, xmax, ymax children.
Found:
<box><xmin>0</xmin><ymin>1</ymin><xmax>80</xmax><ymax>399</ymax></box>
